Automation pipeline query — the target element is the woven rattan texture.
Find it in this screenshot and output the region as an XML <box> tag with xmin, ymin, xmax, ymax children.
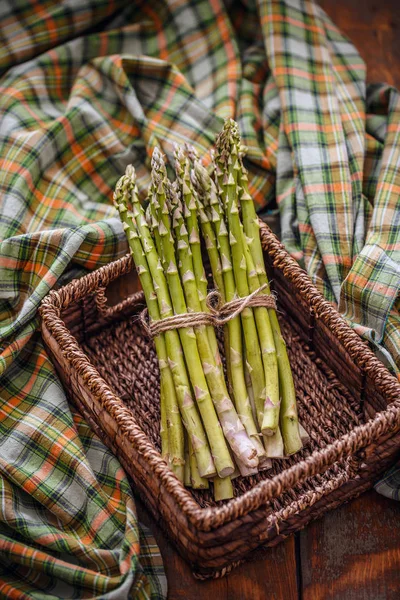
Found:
<box><xmin>40</xmin><ymin>222</ymin><xmax>400</xmax><ymax>578</ymax></box>
<box><xmin>81</xmin><ymin>305</ymin><xmax>363</xmax><ymax>510</ymax></box>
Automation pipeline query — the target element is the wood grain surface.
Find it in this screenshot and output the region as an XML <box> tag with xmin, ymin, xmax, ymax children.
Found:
<box><xmin>119</xmin><ymin>2</ymin><xmax>400</xmax><ymax>598</ymax></box>
<box><xmin>137</xmin><ymin>496</ymin><xmax>298</xmax><ymax>600</ymax></box>
<box><xmin>320</xmin><ymin>0</ymin><xmax>400</xmax><ymax>89</ymax></box>
<box><xmin>300</xmin><ymin>491</ymin><xmax>400</xmax><ymax>600</ymax></box>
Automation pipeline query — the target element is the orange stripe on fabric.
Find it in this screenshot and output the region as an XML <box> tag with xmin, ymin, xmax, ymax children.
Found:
<box><xmin>61</xmin><ymin>118</ymin><xmax>110</xmax><ymax>195</ymax></box>
<box><xmin>140</xmin><ymin>5</ymin><xmax>169</xmax><ymax>61</ymax></box>
<box><xmin>261</xmin><ymin>13</ymin><xmax>325</xmax><ymax>36</ymax></box>
<box><xmin>213</xmin><ymin>0</ymin><xmax>237</xmax><ymax>112</ymax></box>
<box><xmin>1</xmin><ymin>88</ymin><xmax>48</xmax><ymax>128</ymax></box>
<box><xmin>1</xmin><ymin>161</ymin><xmax>89</xmax><ymax>222</ymax></box>
<box><xmin>47</xmin><ymin>49</ymin><xmax>64</xmax><ymax>100</ymax></box>
<box><xmin>78</xmin><ymin>223</ymin><xmax>107</xmax><ymax>269</ymax></box>
<box><xmin>148</xmin><ymin>70</ymin><xmax>186</xmax><ymax>129</ymax></box>
<box><xmin>0</xmin><ymin>538</ymin><xmax>111</xmax><ymax>584</ymax></box>
<box><xmin>303</xmin><ymin>182</ymin><xmax>351</xmax><ymax>194</ymax></box>
<box><xmin>0</xmin><ymin>581</ymin><xmax>31</xmax><ymax>600</ymax></box>
<box><xmin>274</xmin><ymin>67</ymin><xmax>330</xmax><ymax>83</ymax></box>
<box><xmin>322</xmin><ymin>254</ymin><xmax>353</xmax><ymax>267</ymax></box>
<box><xmin>0</xmin><ymin>331</ymin><xmax>35</xmax><ymax>374</ymax></box>
<box><xmin>10</xmin><ymin>353</ymin><xmax>48</xmax><ymax>399</ymax></box>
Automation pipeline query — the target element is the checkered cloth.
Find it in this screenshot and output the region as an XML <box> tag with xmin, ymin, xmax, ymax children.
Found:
<box><xmin>1</xmin><ymin>1</ymin><xmax>400</xmax><ymax>596</ymax></box>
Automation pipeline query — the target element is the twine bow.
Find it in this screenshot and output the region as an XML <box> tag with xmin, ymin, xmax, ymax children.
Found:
<box><xmin>139</xmin><ymin>284</ymin><xmax>276</xmax><ymax>338</ymax></box>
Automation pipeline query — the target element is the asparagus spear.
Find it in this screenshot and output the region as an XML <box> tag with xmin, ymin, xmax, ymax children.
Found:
<box><xmin>188</xmin><ymin>436</ymin><xmax>209</xmax><ymax>489</ymax></box>
<box><xmin>159</xmin><ymin>375</ymin><xmax>169</xmax><ymax>463</ymax></box>
<box><xmin>120</xmin><ymin>166</ymin><xmax>216</xmax><ymax>478</ymax></box>
<box><xmin>211</xmin><ymin>150</ymin><xmax>266</xmax><ymax>437</ymax></box>
<box><xmin>184</xmin><ymin>433</ymin><xmax>192</xmax><ymax>487</ymax></box>
<box><xmin>194</xmin><ymin>161</ymin><xmax>266</xmax><ymax>462</ymax></box>
<box><xmin>182</xmin><ymin>170</ymin><xmax>238</xmax><ymax>498</ymax></box>
<box><xmin>177</xmin><ymin>146</ymin><xmax>223</xmax><ymax>363</ymax></box>
<box><xmin>191</xmin><ymin>165</ymin><xmax>234</xmax><ymax>396</ymax></box>
<box><xmin>215</xmin><ymin>121</ymin><xmax>281</xmax><ymax>439</ymax></box>
<box><xmin>241</xmin><ymin>235</ymin><xmax>284</xmax><ymax>458</ymax></box>
<box><xmin>263</xmin><ymin>427</ymin><xmax>285</xmax><ymax>458</ymax></box>
<box><xmin>114</xmin><ymin>173</ymin><xmax>185</xmax><ymax>481</ymax></box>
<box><xmin>241</xmin><ymin>224</ymin><xmax>280</xmax><ymax>434</ymax></box>
<box><xmin>213</xmin><ymin>476</ymin><xmax>234</xmax><ymax>501</ymax></box>
<box><xmin>151</xmin><ymin>149</ymin><xmax>235</xmax><ymax>478</ymax></box>
<box><xmin>192</xmin><ymin>177</ymin><xmax>225</xmax><ymax>297</ymax></box>
<box><xmin>169</xmin><ymin>175</ymin><xmax>258</xmax><ymax>471</ymax></box>
<box><xmin>146</xmin><ymin>185</ymin><xmax>165</xmax><ymax>271</ymax></box>
<box><xmin>235</xmin><ymin>138</ymin><xmax>302</xmax><ymax>455</ymax></box>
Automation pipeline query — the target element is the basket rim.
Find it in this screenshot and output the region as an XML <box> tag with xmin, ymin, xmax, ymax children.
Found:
<box><xmin>39</xmin><ymin>222</ymin><xmax>400</xmax><ymax>532</ymax></box>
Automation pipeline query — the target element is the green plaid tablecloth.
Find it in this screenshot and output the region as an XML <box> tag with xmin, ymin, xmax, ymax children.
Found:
<box><xmin>1</xmin><ymin>0</ymin><xmax>400</xmax><ymax>596</ymax></box>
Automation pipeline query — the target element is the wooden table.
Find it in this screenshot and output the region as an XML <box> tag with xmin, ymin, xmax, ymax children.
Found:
<box><xmin>133</xmin><ymin>1</ymin><xmax>400</xmax><ymax>597</ymax></box>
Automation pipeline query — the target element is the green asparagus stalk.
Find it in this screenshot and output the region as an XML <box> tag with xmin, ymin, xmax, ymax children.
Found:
<box><xmin>115</xmin><ymin>120</ymin><xmax>303</xmax><ymax>498</ymax></box>
<box><xmin>263</xmin><ymin>427</ymin><xmax>285</xmax><ymax>458</ymax></box>
<box><xmin>235</xmin><ymin>137</ymin><xmax>302</xmax><ymax>455</ymax></box>
<box><xmin>241</xmin><ymin>226</ymin><xmax>280</xmax><ymax>434</ymax></box>
<box><xmin>146</xmin><ymin>186</ymin><xmax>165</xmax><ymax>270</ymax></box>
<box><xmin>188</xmin><ymin>436</ymin><xmax>209</xmax><ymax>489</ymax></box>
<box><xmin>191</xmin><ymin>169</ymin><xmax>234</xmax><ymax>396</ymax></box>
<box><xmin>159</xmin><ymin>375</ymin><xmax>169</xmax><ymax>463</ymax></box>
<box><xmin>212</xmin><ymin>148</ymin><xmax>266</xmax><ymax>436</ymax></box>
<box><xmin>194</xmin><ymin>161</ymin><xmax>266</xmax><ymax>462</ymax></box>
<box><xmin>243</xmin><ymin>348</ymin><xmax>257</xmax><ymax>425</ymax></box>
<box><xmin>242</xmin><ymin>344</ymin><xmax>272</xmax><ymax>468</ymax></box>
<box><xmin>169</xmin><ymin>180</ymin><xmax>258</xmax><ymax>470</ymax></box>
<box><xmin>215</xmin><ymin>121</ymin><xmax>281</xmax><ymax>439</ymax></box>
<box><xmin>120</xmin><ymin>166</ymin><xmax>216</xmax><ymax>478</ymax></box>
<box><xmin>176</xmin><ymin>146</ymin><xmax>221</xmax><ymax>361</ymax></box>
<box><xmin>213</xmin><ymin>476</ymin><xmax>234</xmax><ymax>501</ymax></box>
<box><xmin>193</xmin><ymin>182</ymin><xmax>225</xmax><ymax>297</ymax></box>
<box><xmin>114</xmin><ymin>173</ymin><xmax>185</xmax><ymax>481</ymax></box>
<box><xmin>184</xmin><ymin>433</ymin><xmax>191</xmax><ymax>487</ymax></box>
<box><xmin>151</xmin><ymin>148</ymin><xmax>235</xmax><ymax>478</ymax></box>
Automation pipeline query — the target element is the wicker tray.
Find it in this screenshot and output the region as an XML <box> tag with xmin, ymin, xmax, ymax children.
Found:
<box><xmin>40</xmin><ymin>222</ymin><xmax>400</xmax><ymax>579</ymax></box>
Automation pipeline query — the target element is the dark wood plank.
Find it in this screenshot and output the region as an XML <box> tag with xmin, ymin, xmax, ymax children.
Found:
<box><xmin>136</xmin><ymin>496</ymin><xmax>298</xmax><ymax>600</ymax></box>
<box><xmin>300</xmin><ymin>490</ymin><xmax>400</xmax><ymax>600</ymax></box>
<box><xmin>319</xmin><ymin>0</ymin><xmax>400</xmax><ymax>88</ymax></box>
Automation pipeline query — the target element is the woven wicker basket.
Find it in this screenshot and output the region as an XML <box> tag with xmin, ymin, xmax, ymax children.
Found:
<box><xmin>40</xmin><ymin>222</ymin><xmax>400</xmax><ymax>579</ymax></box>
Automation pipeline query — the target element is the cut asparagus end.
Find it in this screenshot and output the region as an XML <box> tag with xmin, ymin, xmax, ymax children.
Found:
<box><xmin>189</xmin><ymin>437</ymin><xmax>209</xmax><ymax>489</ymax></box>
<box><xmin>213</xmin><ymin>476</ymin><xmax>234</xmax><ymax>501</ymax></box>
<box><xmin>263</xmin><ymin>427</ymin><xmax>285</xmax><ymax>458</ymax></box>
<box><xmin>261</xmin><ymin>396</ymin><xmax>281</xmax><ymax>435</ymax></box>
<box><xmin>282</xmin><ymin>416</ymin><xmax>303</xmax><ymax>456</ymax></box>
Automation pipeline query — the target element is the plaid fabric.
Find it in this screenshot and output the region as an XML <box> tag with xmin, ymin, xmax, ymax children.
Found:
<box><xmin>1</xmin><ymin>2</ymin><xmax>400</xmax><ymax>595</ymax></box>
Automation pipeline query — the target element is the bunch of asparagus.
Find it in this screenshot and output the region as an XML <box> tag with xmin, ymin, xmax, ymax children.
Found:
<box><xmin>114</xmin><ymin>119</ymin><xmax>303</xmax><ymax>501</ymax></box>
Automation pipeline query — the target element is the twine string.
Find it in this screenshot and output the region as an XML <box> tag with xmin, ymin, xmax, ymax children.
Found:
<box><xmin>139</xmin><ymin>284</ymin><xmax>276</xmax><ymax>338</ymax></box>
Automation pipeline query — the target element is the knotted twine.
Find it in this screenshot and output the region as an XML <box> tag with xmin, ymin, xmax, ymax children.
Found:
<box><xmin>139</xmin><ymin>284</ymin><xmax>277</xmax><ymax>338</ymax></box>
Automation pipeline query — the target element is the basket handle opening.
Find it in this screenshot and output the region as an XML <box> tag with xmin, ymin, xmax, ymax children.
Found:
<box><xmin>94</xmin><ymin>285</ymin><xmax>145</xmax><ymax>320</ymax></box>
